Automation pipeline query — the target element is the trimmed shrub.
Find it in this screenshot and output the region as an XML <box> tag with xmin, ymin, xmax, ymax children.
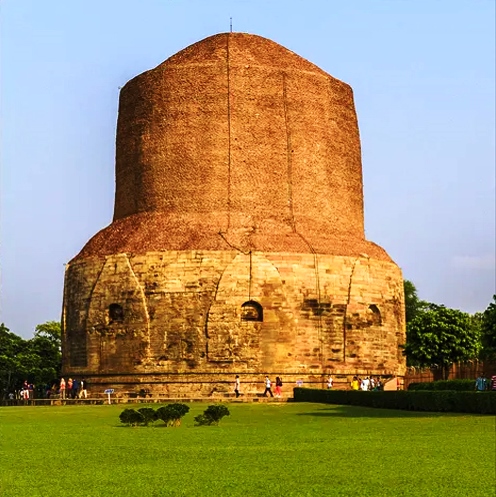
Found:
<box><xmin>193</xmin><ymin>414</ymin><xmax>212</xmax><ymax>426</ymax></box>
<box><xmin>156</xmin><ymin>403</ymin><xmax>190</xmax><ymax>426</ymax></box>
<box><xmin>138</xmin><ymin>407</ymin><xmax>157</xmax><ymax>426</ymax></box>
<box><xmin>119</xmin><ymin>408</ymin><xmax>144</xmax><ymax>426</ymax></box>
<box><xmin>194</xmin><ymin>404</ymin><xmax>230</xmax><ymax>426</ymax></box>
<box><xmin>293</xmin><ymin>388</ymin><xmax>496</xmax><ymax>414</ymax></box>
<box><xmin>408</xmin><ymin>380</ymin><xmax>475</xmax><ymax>391</ymax></box>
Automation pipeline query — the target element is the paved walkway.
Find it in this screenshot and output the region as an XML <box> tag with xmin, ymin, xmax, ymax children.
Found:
<box><xmin>0</xmin><ymin>394</ymin><xmax>291</xmax><ymax>407</ymax></box>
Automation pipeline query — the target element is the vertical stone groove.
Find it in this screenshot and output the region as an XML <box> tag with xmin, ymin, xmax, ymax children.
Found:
<box><xmin>343</xmin><ymin>256</ymin><xmax>360</xmax><ymax>363</ymax></box>
<box><xmin>126</xmin><ymin>255</ymin><xmax>151</xmax><ymax>362</ymax></box>
<box><xmin>225</xmin><ymin>33</ymin><xmax>232</xmax><ymax>231</ymax></box>
<box><xmin>295</xmin><ymin>232</ymin><xmax>323</xmax><ymax>361</ymax></box>
<box><xmin>282</xmin><ymin>72</ymin><xmax>296</xmax><ymax>232</ymax></box>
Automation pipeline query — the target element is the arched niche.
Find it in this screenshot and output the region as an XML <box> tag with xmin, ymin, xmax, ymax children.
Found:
<box><xmin>241</xmin><ymin>301</ymin><xmax>263</xmax><ymax>322</ymax></box>
<box><xmin>367</xmin><ymin>304</ymin><xmax>382</xmax><ymax>326</ymax></box>
<box><xmin>108</xmin><ymin>303</ymin><xmax>124</xmax><ymax>323</ymax></box>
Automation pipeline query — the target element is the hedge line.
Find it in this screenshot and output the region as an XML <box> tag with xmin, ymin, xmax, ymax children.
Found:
<box><xmin>293</xmin><ymin>388</ymin><xmax>496</xmax><ymax>414</ymax></box>
<box><xmin>408</xmin><ymin>380</ymin><xmax>475</xmax><ymax>391</ymax></box>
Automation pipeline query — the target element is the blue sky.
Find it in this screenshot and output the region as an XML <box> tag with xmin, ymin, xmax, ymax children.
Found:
<box><xmin>1</xmin><ymin>0</ymin><xmax>494</xmax><ymax>338</ymax></box>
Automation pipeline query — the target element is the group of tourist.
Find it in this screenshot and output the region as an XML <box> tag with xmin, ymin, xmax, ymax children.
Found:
<box><xmin>233</xmin><ymin>375</ymin><xmax>284</xmax><ymax>398</ymax></box>
<box><xmin>233</xmin><ymin>374</ymin><xmax>387</xmax><ymax>397</ymax></box>
<box><xmin>8</xmin><ymin>372</ymin><xmax>496</xmax><ymax>404</ymax></box>
<box><xmin>350</xmin><ymin>376</ymin><xmax>383</xmax><ymax>391</ymax></box>
<box><xmin>7</xmin><ymin>382</ymin><xmax>40</xmax><ymax>402</ymax></box>
<box><xmin>475</xmin><ymin>373</ymin><xmax>496</xmax><ymax>391</ymax></box>
<box><xmin>56</xmin><ymin>377</ymin><xmax>88</xmax><ymax>399</ymax></box>
<box><xmin>7</xmin><ymin>377</ymin><xmax>89</xmax><ymax>402</ymax></box>
<box><xmin>263</xmin><ymin>376</ymin><xmax>283</xmax><ymax>397</ymax></box>
<box><xmin>18</xmin><ymin>380</ymin><xmax>35</xmax><ymax>400</ymax></box>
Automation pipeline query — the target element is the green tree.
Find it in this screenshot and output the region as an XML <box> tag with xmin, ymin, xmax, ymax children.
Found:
<box><xmin>403</xmin><ymin>280</ymin><xmax>428</xmax><ymax>324</ymax></box>
<box><xmin>0</xmin><ymin>324</ymin><xmax>25</xmax><ymax>397</ymax></box>
<box><xmin>0</xmin><ymin>322</ymin><xmax>61</xmax><ymax>398</ymax></box>
<box><xmin>23</xmin><ymin>321</ymin><xmax>62</xmax><ymax>390</ymax></box>
<box><xmin>403</xmin><ymin>304</ymin><xmax>481</xmax><ymax>380</ymax></box>
<box><xmin>480</xmin><ymin>295</ymin><xmax>496</xmax><ymax>362</ymax></box>
<box><xmin>34</xmin><ymin>321</ymin><xmax>61</xmax><ymax>346</ymax></box>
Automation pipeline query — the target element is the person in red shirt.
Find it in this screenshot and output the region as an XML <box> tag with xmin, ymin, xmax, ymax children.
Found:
<box><xmin>490</xmin><ymin>375</ymin><xmax>496</xmax><ymax>391</ymax></box>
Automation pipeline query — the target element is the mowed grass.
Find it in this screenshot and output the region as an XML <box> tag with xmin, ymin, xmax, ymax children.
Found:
<box><xmin>0</xmin><ymin>402</ymin><xmax>494</xmax><ymax>497</ymax></box>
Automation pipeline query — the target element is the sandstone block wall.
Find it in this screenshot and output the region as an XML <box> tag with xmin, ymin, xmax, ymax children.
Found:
<box><xmin>62</xmin><ymin>250</ymin><xmax>405</xmax><ymax>395</ymax></box>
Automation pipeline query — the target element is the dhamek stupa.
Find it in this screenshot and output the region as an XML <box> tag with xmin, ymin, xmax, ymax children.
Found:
<box><xmin>61</xmin><ymin>33</ymin><xmax>406</xmax><ymax>395</ymax></box>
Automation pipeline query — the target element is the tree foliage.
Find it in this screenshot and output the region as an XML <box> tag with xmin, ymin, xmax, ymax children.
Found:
<box><xmin>403</xmin><ymin>280</ymin><xmax>430</xmax><ymax>324</ymax></box>
<box><xmin>403</xmin><ymin>304</ymin><xmax>480</xmax><ymax>379</ymax></box>
<box><xmin>480</xmin><ymin>295</ymin><xmax>496</xmax><ymax>362</ymax></box>
<box><xmin>404</xmin><ymin>280</ymin><xmax>420</xmax><ymax>324</ymax></box>
<box><xmin>34</xmin><ymin>321</ymin><xmax>61</xmax><ymax>345</ymax></box>
<box><xmin>0</xmin><ymin>322</ymin><xmax>62</xmax><ymax>398</ymax></box>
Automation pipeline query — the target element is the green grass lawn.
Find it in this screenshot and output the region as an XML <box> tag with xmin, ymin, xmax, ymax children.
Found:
<box><xmin>0</xmin><ymin>402</ymin><xmax>494</xmax><ymax>497</ymax></box>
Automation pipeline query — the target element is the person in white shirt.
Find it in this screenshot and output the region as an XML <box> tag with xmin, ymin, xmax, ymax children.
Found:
<box><xmin>263</xmin><ymin>376</ymin><xmax>274</xmax><ymax>397</ymax></box>
<box><xmin>361</xmin><ymin>377</ymin><xmax>370</xmax><ymax>391</ymax></box>
<box><xmin>79</xmin><ymin>379</ymin><xmax>88</xmax><ymax>399</ymax></box>
<box><xmin>327</xmin><ymin>376</ymin><xmax>333</xmax><ymax>389</ymax></box>
<box><xmin>234</xmin><ymin>375</ymin><xmax>240</xmax><ymax>398</ymax></box>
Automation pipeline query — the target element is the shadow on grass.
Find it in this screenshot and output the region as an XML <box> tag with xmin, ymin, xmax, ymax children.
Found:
<box><xmin>297</xmin><ymin>405</ymin><xmax>476</xmax><ymax>418</ymax></box>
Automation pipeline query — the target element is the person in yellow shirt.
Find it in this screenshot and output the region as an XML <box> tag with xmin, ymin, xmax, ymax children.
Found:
<box><xmin>351</xmin><ymin>376</ymin><xmax>359</xmax><ymax>390</ymax></box>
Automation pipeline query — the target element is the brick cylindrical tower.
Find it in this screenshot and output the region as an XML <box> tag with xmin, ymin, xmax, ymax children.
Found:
<box><xmin>62</xmin><ymin>33</ymin><xmax>406</xmax><ymax>396</ymax></box>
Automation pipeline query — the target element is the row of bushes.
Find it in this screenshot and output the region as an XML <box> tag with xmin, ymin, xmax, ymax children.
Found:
<box><xmin>119</xmin><ymin>403</ymin><xmax>230</xmax><ymax>427</ymax></box>
<box><xmin>408</xmin><ymin>380</ymin><xmax>476</xmax><ymax>391</ymax></box>
<box><xmin>293</xmin><ymin>388</ymin><xmax>496</xmax><ymax>414</ymax></box>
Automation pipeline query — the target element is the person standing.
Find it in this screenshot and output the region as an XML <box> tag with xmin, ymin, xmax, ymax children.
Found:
<box><xmin>234</xmin><ymin>375</ymin><xmax>241</xmax><ymax>398</ymax></box>
<box><xmin>59</xmin><ymin>378</ymin><xmax>66</xmax><ymax>399</ymax></box>
<box><xmin>72</xmin><ymin>379</ymin><xmax>79</xmax><ymax>399</ymax></box>
<box><xmin>263</xmin><ymin>376</ymin><xmax>274</xmax><ymax>397</ymax></box>
<box><xmin>327</xmin><ymin>376</ymin><xmax>333</xmax><ymax>389</ymax></box>
<box><xmin>79</xmin><ymin>379</ymin><xmax>87</xmax><ymax>399</ymax></box>
<box><xmin>361</xmin><ymin>377</ymin><xmax>370</xmax><ymax>391</ymax></box>
<box><xmin>351</xmin><ymin>376</ymin><xmax>359</xmax><ymax>390</ymax></box>
<box><xmin>23</xmin><ymin>380</ymin><xmax>29</xmax><ymax>396</ymax></box>
<box><xmin>475</xmin><ymin>373</ymin><xmax>487</xmax><ymax>392</ymax></box>
<box><xmin>491</xmin><ymin>376</ymin><xmax>496</xmax><ymax>392</ymax></box>
<box><xmin>275</xmin><ymin>377</ymin><xmax>283</xmax><ymax>397</ymax></box>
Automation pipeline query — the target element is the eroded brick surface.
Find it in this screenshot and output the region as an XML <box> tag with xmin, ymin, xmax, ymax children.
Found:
<box><xmin>62</xmin><ymin>251</ymin><xmax>406</xmax><ymax>394</ymax></box>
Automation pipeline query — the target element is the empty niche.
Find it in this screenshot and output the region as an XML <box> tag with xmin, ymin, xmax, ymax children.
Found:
<box><xmin>367</xmin><ymin>305</ymin><xmax>382</xmax><ymax>326</ymax></box>
<box><xmin>108</xmin><ymin>303</ymin><xmax>124</xmax><ymax>323</ymax></box>
<box><xmin>241</xmin><ymin>301</ymin><xmax>263</xmax><ymax>322</ymax></box>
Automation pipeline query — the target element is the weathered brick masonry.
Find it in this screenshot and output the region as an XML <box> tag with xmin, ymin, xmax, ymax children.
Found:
<box><xmin>62</xmin><ymin>33</ymin><xmax>406</xmax><ymax>394</ymax></box>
